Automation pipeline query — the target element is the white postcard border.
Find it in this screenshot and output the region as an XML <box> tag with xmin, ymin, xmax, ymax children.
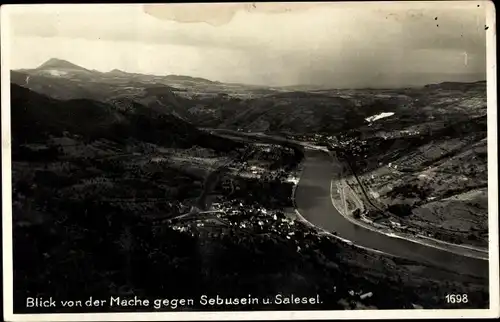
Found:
<box><xmin>2</xmin><ymin>2</ymin><xmax>499</xmax><ymax>321</ymax></box>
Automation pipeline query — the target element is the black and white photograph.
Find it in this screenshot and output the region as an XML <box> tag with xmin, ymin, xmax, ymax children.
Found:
<box><xmin>1</xmin><ymin>2</ymin><xmax>498</xmax><ymax>320</ymax></box>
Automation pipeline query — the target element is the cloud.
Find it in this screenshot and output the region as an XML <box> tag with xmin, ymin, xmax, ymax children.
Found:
<box><xmin>5</xmin><ymin>2</ymin><xmax>489</xmax><ymax>87</ymax></box>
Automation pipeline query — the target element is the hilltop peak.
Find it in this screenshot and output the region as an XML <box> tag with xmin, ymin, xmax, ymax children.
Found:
<box><xmin>37</xmin><ymin>58</ymin><xmax>89</xmax><ymax>71</ymax></box>
<box><xmin>164</xmin><ymin>74</ymin><xmax>217</xmax><ymax>84</ymax></box>
<box><xmin>108</xmin><ymin>68</ymin><xmax>128</xmax><ymax>74</ymax></box>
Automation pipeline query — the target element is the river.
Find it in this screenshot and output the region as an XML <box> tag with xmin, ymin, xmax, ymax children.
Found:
<box><xmin>208</xmin><ymin>129</ymin><xmax>489</xmax><ymax>279</ymax></box>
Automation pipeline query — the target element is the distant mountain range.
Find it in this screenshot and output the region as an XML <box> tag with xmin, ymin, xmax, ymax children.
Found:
<box><xmin>11</xmin><ymin>58</ymin><xmax>487</xmax><ymax>135</ymax></box>
<box><xmin>26</xmin><ymin>58</ymin><xmax>221</xmax><ymax>84</ymax></box>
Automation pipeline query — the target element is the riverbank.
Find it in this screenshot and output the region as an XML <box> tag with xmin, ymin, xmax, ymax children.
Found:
<box><xmin>328</xmin><ymin>150</ymin><xmax>488</xmax><ymax>260</ymax></box>
<box><xmin>289</xmin><ymin>150</ymin><xmax>426</xmax><ymax>259</ymax></box>
<box><xmin>284</xmin><ymin>148</ymin><xmax>488</xmax><ymax>310</ymax></box>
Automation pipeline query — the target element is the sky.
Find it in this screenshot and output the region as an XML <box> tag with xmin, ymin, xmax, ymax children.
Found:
<box><xmin>4</xmin><ymin>2</ymin><xmax>491</xmax><ymax>88</ymax></box>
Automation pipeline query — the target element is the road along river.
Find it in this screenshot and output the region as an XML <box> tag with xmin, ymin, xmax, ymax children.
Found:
<box><xmin>208</xmin><ymin>129</ymin><xmax>489</xmax><ymax>278</ymax></box>
<box><xmin>296</xmin><ymin>148</ymin><xmax>488</xmax><ymax>278</ymax></box>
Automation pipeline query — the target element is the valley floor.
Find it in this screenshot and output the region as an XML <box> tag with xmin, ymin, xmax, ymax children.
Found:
<box><xmin>12</xmin><ymin>134</ymin><xmax>489</xmax><ymax>313</ymax></box>
<box><xmin>9</xmin><ymin>79</ymin><xmax>490</xmax><ymax>313</ymax></box>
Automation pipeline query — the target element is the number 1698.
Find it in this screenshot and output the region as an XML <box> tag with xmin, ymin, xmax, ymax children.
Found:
<box><xmin>445</xmin><ymin>294</ymin><xmax>468</xmax><ymax>304</ymax></box>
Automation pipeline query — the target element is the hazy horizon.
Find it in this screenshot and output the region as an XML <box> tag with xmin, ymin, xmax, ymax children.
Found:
<box><xmin>12</xmin><ymin>56</ymin><xmax>488</xmax><ymax>90</ymax></box>
<box><xmin>5</xmin><ymin>2</ymin><xmax>490</xmax><ymax>88</ymax></box>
